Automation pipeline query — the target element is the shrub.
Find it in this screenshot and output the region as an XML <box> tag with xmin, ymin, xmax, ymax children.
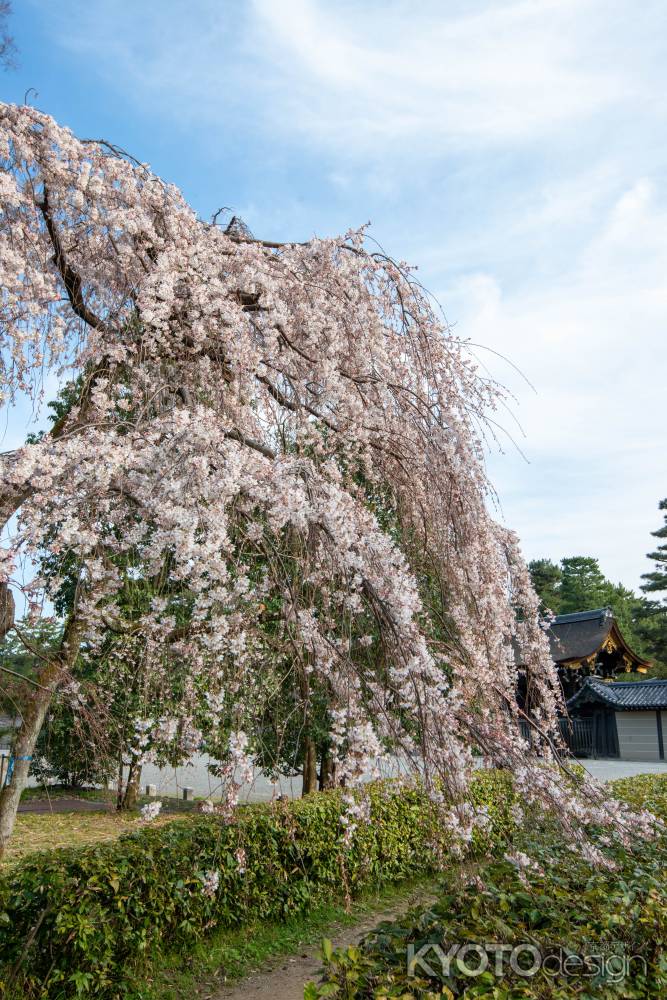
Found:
<box><xmin>0</xmin><ymin>771</ymin><xmax>515</xmax><ymax>998</ymax></box>
<box><xmin>608</xmin><ymin>772</ymin><xmax>667</xmax><ymax>821</ymax></box>
<box><xmin>310</xmin><ymin>774</ymin><xmax>667</xmax><ymax>999</ymax></box>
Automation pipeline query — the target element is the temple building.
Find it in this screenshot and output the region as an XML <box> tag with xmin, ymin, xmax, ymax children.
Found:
<box><xmin>544</xmin><ymin>607</ymin><xmax>649</xmax><ymax>701</ymax></box>
<box><xmin>566</xmin><ymin>677</ymin><xmax>667</xmax><ymax>761</ymax></box>
<box><xmin>516</xmin><ymin>607</ymin><xmax>659</xmax><ymax>759</ymax></box>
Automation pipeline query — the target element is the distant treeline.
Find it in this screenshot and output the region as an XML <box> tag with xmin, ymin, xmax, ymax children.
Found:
<box><xmin>529</xmin><ymin>499</ymin><xmax>667</xmax><ymax>677</ymax></box>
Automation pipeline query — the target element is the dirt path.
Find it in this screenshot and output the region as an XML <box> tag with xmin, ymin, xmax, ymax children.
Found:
<box><xmin>214</xmin><ymin>886</ymin><xmax>433</xmax><ymax>1000</ymax></box>
<box><xmin>17</xmin><ymin>797</ymin><xmax>112</xmax><ymax>813</ymax></box>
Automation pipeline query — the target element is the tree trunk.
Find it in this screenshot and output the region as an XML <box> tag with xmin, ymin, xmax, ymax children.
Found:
<box><xmin>0</xmin><ymin>615</ymin><xmax>81</xmax><ymax>860</ymax></box>
<box><xmin>0</xmin><ymin>581</ymin><xmax>15</xmax><ymax>640</ymax></box>
<box><xmin>118</xmin><ymin>760</ymin><xmax>142</xmax><ymax>811</ymax></box>
<box><xmin>318</xmin><ymin>748</ymin><xmax>333</xmax><ymax>790</ymax></box>
<box><xmin>115</xmin><ymin>753</ymin><xmax>125</xmax><ymax>810</ymax></box>
<box><xmin>302</xmin><ymin>737</ymin><xmax>317</xmax><ymax>795</ymax></box>
<box><xmin>0</xmin><ymin>683</ymin><xmax>53</xmax><ymax>859</ymax></box>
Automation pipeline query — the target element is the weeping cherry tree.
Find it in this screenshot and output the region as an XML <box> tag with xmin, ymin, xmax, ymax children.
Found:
<box><xmin>0</xmin><ymin>104</ymin><xmax>656</xmax><ymax>859</ymax></box>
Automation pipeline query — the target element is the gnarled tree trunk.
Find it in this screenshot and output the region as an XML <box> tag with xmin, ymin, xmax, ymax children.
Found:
<box><xmin>0</xmin><ymin>618</ymin><xmax>81</xmax><ymax>860</ymax></box>
<box><xmin>117</xmin><ymin>759</ymin><xmax>142</xmax><ymax>811</ymax></box>
<box><xmin>0</xmin><ymin>683</ymin><xmax>53</xmax><ymax>857</ymax></box>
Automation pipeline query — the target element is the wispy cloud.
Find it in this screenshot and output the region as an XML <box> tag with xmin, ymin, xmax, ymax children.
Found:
<box><xmin>21</xmin><ymin>0</ymin><xmax>667</xmax><ymax>587</ymax></box>
<box><xmin>446</xmin><ymin>177</ymin><xmax>667</xmax><ymax>582</ymax></box>
<box><xmin>50</xmin><ymin>0</ymin><xmax>658</xmax><ymax>154</ymax></box>
<box><xmin>248</xmin><ymin>0</ymin><xmax>634</xmax><ymax>148</ymax></box>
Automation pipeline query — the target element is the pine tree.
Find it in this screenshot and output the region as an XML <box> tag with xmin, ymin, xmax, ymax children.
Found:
<box><xmin>641</xmin><ymin>499</ymin><xmax>667</xmax><ymax>595</ymax></box>
<box><xmin>528</xmin><ymin>559</ymin><xmax>562</xmax><ymax>614</ymax></box>
<box><xmin>559</xmin><ymin>556</ymin><xmax>613</xmax><ymax>613</ymax></box>
<box><xmin>635</xmin><ymin>499</ymin><xmax>667</xmax><ymax>671</ymax></box>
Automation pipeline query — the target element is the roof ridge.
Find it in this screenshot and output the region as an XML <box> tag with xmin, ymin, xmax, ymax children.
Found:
<box><xmin>604</xmin><ymin>678</ymin><xmax>667</xmax><ymax>687</ymax></box>
<box><xmin>567</xmin><ymin>674</ymin><xmax>667</xmax><ymax>710</ymax></box>
<box><xmin>553</xmin><ymin>608</ymin><xmax>610</xmax><ymax>624</ymax></box>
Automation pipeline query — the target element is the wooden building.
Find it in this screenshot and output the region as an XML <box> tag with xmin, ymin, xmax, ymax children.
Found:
<box><xmin>537</xmin><ymin>607</ymin><xmax>649</xmax><ymax>701</ymax></box>
<box><xmin>516</xmin><ymin>608</ymin><xmax>654</xmax><ymax>758</ymax></box>
<box><xmin>566</xmin><ymin>677</ymin><xmax>667</xmax><ymax>761</ymax></box>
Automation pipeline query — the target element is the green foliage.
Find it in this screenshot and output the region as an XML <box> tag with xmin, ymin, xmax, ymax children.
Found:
<box><xmin>633</xmin><ymin>604</ymin><xmax>667</xmax><ymax>676</ymax></box>
<box><xmin>559</xmin><ymin>556</ymin><xmax>615</xmax><ymax>614</ymax></box>
<box><xmin>636</xmin><ymin>499</ymin><xmax>667</xmax><ymax>669</ymax></box>
<box><xmin>607</xmin><ymin>772</ymin><xmax>667</xmax><ymax>817</ymax></box>
<box><xmin>0</xmin><ymin>619</ymin><xmax>61</xmax><ymax>688</ymax></box>
<box><xmin>527</xmin><ymin>558</ymin><xmax>563</xmax><ymax>615</ymax></box>
<box><xmin>528</xmin><ymin>505</ymin><xmax>667</xmax><ymax>673</ymax></box>
<box><xmin>251</xmin><ymin>668</ymin><xmax>333</xmax><ymax>780</ymax></box>
<box><xmin>528</xmin><ymin>555</ymin><xmax>653</xmax><ymax>661</ymax></box>
<box><xmin>468</xmin><ymin>768</ymin><xmax>518</xmax><ymax>856</ymax></box>
<box><xmin>32</xmin><ymin>683</ymin><xmax>117</xmax><ymax>789</ymax></box>
<box><xmin>619</xmin><ymin>665</ymin><xmax>667</xmax><ymax>682</ymax></box>
<box><xmin>528</xmin><ymin>555</ymin><xmax>621</xmax><ymax>620</ymax></box>
<box><xmin>641</xmin><ymin>499</ymin><xmax>667</xmax><ymax>597</ymax></box>
<box><xmin>310</xmin><ymin>775</ymin><xmax>667</xmax><ymax>999</ymax></box>
<box><xmin>0</xmin><ymin>618</ymin><xmax>118</xmax><ymax>788</ymax></box>
<box><xmin>0</xmin><ymin>772</ymin><xmax>515</xmax><ymax>998</ymax></box>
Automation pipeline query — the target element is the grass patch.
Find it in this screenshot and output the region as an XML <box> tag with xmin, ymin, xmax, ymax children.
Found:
<box><xmin>3</xmin><ymin>810</ymin><xmax>188</xmax><ymax>867</ymax></box>
<box><xmin>140</xmin><ymin>876</ymin><xmax>439</xmax><ymax>1000</ymax></box>
<box><xmin>18</xmin><ymin>785</ymin><xmax>116</xmax><ymax>803</ymax></box>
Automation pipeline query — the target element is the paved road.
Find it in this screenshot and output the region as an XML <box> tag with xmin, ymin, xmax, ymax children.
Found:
<box><xmin>576</xmin><ymin>759</ymin><xmax>667</xmax><ymax>781</ymax></box>
<box><xmin>18</xmin><ymin>757</ymin><xmax>666</xmax><ymax>811</ymax></box>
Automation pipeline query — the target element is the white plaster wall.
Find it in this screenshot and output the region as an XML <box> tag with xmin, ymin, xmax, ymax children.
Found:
<box><xmin>616</xmin><ymin>711</ymin><xmax>662</xmax><ymax>762</ymax></box>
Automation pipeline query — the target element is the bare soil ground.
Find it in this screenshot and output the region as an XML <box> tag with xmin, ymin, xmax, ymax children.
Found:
<box><xmin>214</xmin><ymin>887</ymin><xmax>435</xmax><ymax>1000</ymax></box>
<box><xmin>17</xmin><ymin>796</ymin><xmax>113</xmax><ymax>813</ymax></box>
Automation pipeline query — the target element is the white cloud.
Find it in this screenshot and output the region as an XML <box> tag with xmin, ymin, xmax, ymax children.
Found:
<box><xmin>249</xmin><ymin>0</ymin><xmax>631</xmax><ymax>148</ymax></box>
<box><xmin>444</xmin><ymin>180</ymin><xmax>667</xmax><ymax>586</ymax></box>
<box><xmin>48</xmin><ymin>0</ymin><xmax>658</xmax><ymax>155</ymax></box>
<box><xmin>26</xmin><ymin>0</ymin><xmax>667</xmax><ymax>589</ymax></box>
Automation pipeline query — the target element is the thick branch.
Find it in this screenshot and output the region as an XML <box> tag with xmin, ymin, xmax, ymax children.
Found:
<box><xmin>37</xmin><ymin>187</ymin><xmax>108</xmax><ymax>333</ymax></box>
<box><xmin>224</xmin><ymin>428</ymin><xmax>276</xmax><ymax>460</ymax></box>
<box><xmin>0</xmin><ymin>581</ymin><xmax>15</xmax><ymax>640</ymax></box>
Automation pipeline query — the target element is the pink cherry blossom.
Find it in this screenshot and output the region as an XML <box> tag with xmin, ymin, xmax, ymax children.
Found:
<box><xmin>0</xmin><ymin>103</ymin><xmax>657</xmax><ymax>859</ymax></box>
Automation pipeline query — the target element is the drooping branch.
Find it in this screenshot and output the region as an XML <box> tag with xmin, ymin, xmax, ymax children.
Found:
<box><xmin>37</xmin><ymin>187</ymin><xmax>109</xmax><ymax>334</ymax></box>
<box><xmin>0</xmin><ymin>102</ymin><xmax>653</xmax><ymax>863</ymax></box>
<box><xmin>0</xmin><ymin>359</ymin><xmax>109</xmax><ymax>530</ymax></box>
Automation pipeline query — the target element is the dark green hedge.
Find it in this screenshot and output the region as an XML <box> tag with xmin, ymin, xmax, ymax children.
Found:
<box><xmin>310</xmin><ymin>774</ymin><xmax>667</xmax><ymax>999</ymax></box>
<box><xmin>0</xmin><ymin>771</ymin><xmax>515</xmax><ymax>998</ymax></box>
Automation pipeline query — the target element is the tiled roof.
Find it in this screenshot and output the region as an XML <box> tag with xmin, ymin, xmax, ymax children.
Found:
<box><xmin>548</xmin><ymin>608</ymin><xmax>614</xmax><ymax>662</ymax></box>
<box><xmin>567</xmin><ymin>677</ymin><xmax>667</xmax><ymax>711</ymax></box>
<box><xmin>515</xmin><ymin>608</ymin><xmax>650</xmax><ymax>668</ymax></box>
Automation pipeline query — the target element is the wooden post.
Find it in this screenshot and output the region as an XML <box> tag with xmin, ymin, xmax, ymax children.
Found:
<box><xmin>302</xmin><ymin>738</ymin><xmax>317</xmax><ymax>795</ymax></box>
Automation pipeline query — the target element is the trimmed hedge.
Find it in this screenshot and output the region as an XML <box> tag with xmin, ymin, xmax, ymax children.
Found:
<box><xmin>311</xmin><ymin>774</ymin><xmax>667</xmax><ymax>999</ymax></box>
<box><xmin>0</xmin><ymin>770</ymin><xmax>515</xmax><ymax>998</ymax></box>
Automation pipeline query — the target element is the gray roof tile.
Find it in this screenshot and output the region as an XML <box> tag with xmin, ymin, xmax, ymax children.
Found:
<box><xmin>567</xmin><ymin>677</ymin><xmax>667</xmax><ymax>711</ymax></box>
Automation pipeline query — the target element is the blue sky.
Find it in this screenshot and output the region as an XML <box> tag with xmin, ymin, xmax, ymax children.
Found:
<box><xmin>4</xmin><ymin>0</ymin><xmax>667</xmax><ymax>591</ymax></box>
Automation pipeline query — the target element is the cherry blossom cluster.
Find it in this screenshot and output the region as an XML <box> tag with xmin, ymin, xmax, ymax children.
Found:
<box><xmin>199</xmin><ymin>869</ymin><xmax>220</xmax><ymax>898</ymax></box>
<box><xmin>140</xmin><ymin>800</ymin><xmax>162</xmax><ymax>823</ymax></box>
<box><xmin>0</xmin><ymin>103</ymin><xmax>657</xmax><ymax>857</ymax></box>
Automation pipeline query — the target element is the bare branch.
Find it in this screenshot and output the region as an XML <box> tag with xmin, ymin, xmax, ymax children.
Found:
<box><xmin>37</xmin><ymin>187</ymin><xmax>109</xmax><ymax>333</ymax></box>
